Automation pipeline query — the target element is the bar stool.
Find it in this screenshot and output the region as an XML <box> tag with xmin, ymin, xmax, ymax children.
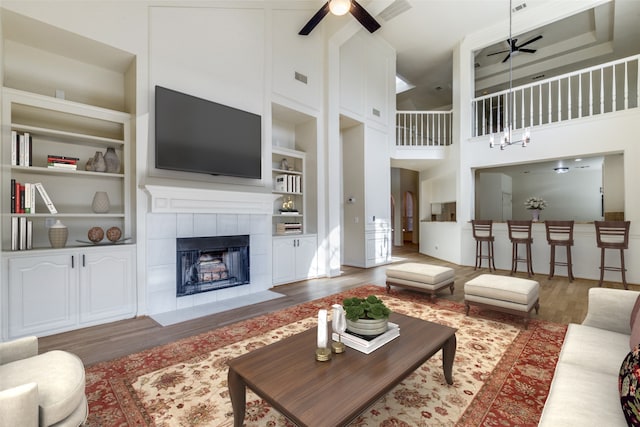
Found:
<box><xmin>508</xmin><ymin>220</ymin><xmax>534</xmax><ymax>277</ymax></box>
<box><xmin>545</xmin><ymin>220</ymin><xmax>575</xmax><ymax>281</ymax></box>
<box><xmin>595</xmin><ymin>220</ymin><xmax>631</xmax><ymax>289</ymax></box>
<box><xmin>472</xmin><ymin>220</ymin><xmax>496</xmax><ymax>272</ymax></box>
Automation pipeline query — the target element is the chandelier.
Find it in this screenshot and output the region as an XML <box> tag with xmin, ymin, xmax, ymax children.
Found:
<box><xmin>489</xmin><ymin>0</ymin><xmax>531</xmax><ymax>150</ymax></box>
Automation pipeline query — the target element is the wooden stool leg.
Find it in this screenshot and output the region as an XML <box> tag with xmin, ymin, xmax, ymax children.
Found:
<box><xmin>474</xmin><ymin>240</ymin><xmax>480</xmax><ymax>270</ymax></box>
<box><xmin>620</xmin><ymin>248</ymin><xmax>628</xmax><ymax>290</ymax></box>
<box><xmin>527</xmin><ymin>243</ymin><xmax>533</xmax><ymax>277</ymax></box>
<box><xmin>490</xmin><ymin>241</ymin><xmax>496</xmax><ymax>272</ymax></box>
<box><xmin>548</xmin><ymin>244</ymin><xmax>555</xmax><ymax>280</ymax></box>
<box><xmin>598</xmin><ymin>248</ymin><xmax>606</xmax><ymax>287</ymax></box>
<box><xmin>510</xmin><ymin>243</ymin><xmax>517</xmax><ymax>275</ymax></box>
<box><xmin>566</xmin><ymin>245</ymin><xmax>574</xmax><ymax>282</ymax></box>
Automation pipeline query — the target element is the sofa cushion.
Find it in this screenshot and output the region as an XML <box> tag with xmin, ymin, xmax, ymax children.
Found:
<box><xmin>539</xmin><ymin>361</ymin><xmax>627</xmax><ymax>426</ymax></box>
<box><xmin>620</xmin><ymin>346</ymin><xmax>640</xmax><ymax>426</ymax></box>
<box><xmin>0</xmin><ymin>350</ymin><xmax>85</xmax><ymax>426</ymax></box>
<box><xmin>558</xmin><ymin>324</ymin><xmax>630</xmax><ymax>377</ymax></box>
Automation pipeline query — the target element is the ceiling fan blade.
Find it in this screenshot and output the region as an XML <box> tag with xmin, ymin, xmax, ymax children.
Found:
<box><xmin>519</xmin><ymin>48</ymin><xmax>537</xmax><ymax>54</ymax></box>
<box><xmin>502</xmin><ymin>53</ymin><xmax>511</xmax><ymax>63</ymax></box>
<box><xmin>517</xmin><ymin>34</ymin><xmax>542</xmax><ymax>49</ymax></box>
<box><xmin>299</xmin><ymin>2</ymin><xmax>330</xmax><ymax>35</ymax></box>
<box><xmin>350</xmin><ymin>0</ymin><xmax>381</xmax><ymax>33</ymax></box>
<box><xmin>487</xmin><ymin>49</ymin><xmax>511</xmax><ymax>56</ymax></box>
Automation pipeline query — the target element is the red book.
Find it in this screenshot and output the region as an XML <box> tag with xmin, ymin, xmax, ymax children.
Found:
<box><xmin>14</xmin><ymin>181</ymin><xmax>20</xmax><ymax>214</ymax></box>
<box><xmin>18</xmin><ymin>184</ymin><xmax>25</xmax><ymax>213</ymax></box>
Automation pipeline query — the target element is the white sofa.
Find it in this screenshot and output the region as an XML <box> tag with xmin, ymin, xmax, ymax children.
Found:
<box><xmin>539</xmin><ymin>287</ymin><xmax>640</xmax><ymax>426</ymax></box>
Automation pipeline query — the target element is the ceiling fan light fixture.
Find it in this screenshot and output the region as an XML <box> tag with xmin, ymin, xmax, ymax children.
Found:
<box><xmin>329</xmin><ymin>0</ymin><xmax>351</xmax><ymax>16</ymax></box>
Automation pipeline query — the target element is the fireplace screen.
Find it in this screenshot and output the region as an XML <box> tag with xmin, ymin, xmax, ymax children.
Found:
<box><xmin>176</xmin><ymin>235</ymin><xmax>250</xmax><ymax>297</ymax></box>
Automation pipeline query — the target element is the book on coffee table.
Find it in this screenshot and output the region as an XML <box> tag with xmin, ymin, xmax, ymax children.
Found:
<box><xmin>332</xmin><ymin>322</ymin><xmax>400</xmax><ymax>354</ymax></box>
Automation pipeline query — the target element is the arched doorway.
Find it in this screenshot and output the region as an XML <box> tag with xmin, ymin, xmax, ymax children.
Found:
<box><xmin>403</xmin><ymin>191</ymin><xmax>415</xmax><ymax>243</ymax></box>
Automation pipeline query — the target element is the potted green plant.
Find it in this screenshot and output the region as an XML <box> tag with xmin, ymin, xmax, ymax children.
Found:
<box><xmin>343</xmin><ymin>295</ymin><xmax>391</xmax><ymax>337</ymax></box>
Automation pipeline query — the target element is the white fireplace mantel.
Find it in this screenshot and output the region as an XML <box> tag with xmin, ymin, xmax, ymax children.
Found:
<box><xmin>143</xmin><ymin>185</ymin><xmax>279</xmax><ymax>214</ymax></box>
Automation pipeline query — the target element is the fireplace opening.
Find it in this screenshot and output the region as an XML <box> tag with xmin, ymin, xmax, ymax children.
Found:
<box><xmin>176</xmin><ymin>235</ymin><xmax>249</xmax><ymax>297</ymax></box>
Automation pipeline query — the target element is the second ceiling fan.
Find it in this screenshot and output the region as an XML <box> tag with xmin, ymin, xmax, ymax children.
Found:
<box><xmin>299</xmin><ymin>0</ymin><xmax>381</xmax><ymax>36</ymax></box>
<box><xmin>487</xmin><ymin>35</ymin><xmax>543</xmax><ymax>63</ymax></box>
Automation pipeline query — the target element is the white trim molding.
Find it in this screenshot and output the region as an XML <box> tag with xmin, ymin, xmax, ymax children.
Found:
<box><xmin>143</xmin><ymin>185</ymin><xmax>279</xmax><ymax>214</ymax></box>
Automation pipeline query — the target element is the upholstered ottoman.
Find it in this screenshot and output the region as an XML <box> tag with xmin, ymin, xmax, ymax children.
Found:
<box><xmin>464</xmin><ymin>274</ymin><xmax>540</xmax><ymax>328</ymax></box>
<box><xmin>386</xmin><ymin>262</ymin><xmax>455</xmax><ymax>300</ymax></box>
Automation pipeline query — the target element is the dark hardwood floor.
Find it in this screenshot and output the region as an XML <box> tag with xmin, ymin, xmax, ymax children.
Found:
<box><xmin>39</xmin><ymin>243</ymin><xmax>636</xmax><ymax>366</ymax></box>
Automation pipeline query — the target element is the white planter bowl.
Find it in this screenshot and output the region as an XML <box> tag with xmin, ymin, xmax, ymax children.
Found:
<box><xmin>346</xmin><ymin>318</ymin><xmax>388</xmax><ymax>337</ymax></box>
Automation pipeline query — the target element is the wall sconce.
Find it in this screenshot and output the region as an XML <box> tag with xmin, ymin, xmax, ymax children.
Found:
<box><xmin>431</xmin><ymin>203</ymin><xmax>442</xmax><ymax>215</ymax></box>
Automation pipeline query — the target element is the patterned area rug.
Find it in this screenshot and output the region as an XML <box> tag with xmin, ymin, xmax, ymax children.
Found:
<box><xmin>85</xmin><ymin>285</ymin><xmax>567</xmax><ymax>426</ymax></box>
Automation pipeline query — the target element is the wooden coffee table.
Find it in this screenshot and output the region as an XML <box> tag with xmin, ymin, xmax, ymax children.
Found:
<box><xmin>227</xmin><ymin>312</ymin><xmax>457</xmax><ymax>427</ymax></box>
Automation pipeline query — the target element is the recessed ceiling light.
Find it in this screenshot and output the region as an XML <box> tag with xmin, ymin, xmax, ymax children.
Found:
<box><xmin>554</xmin><ymin>167</ymin><xmax>569</xmax><ymax>174</ymax></box>
<box><xmin>574</xmin><ymin>158</ymin><xmax>582</xmax><ymax>162</ymax></box>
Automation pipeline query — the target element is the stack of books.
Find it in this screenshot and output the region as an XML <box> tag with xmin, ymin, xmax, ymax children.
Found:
<box><xmin>9</xmin><ymin>180</ymin><xmax>57</xmax><ymax>214</ymax></box>
<box><xmin>10</xmin><ymin>131</ymin><xmax>32</xmax><ymax>167</ymax></box>
<box><xmin>10</xmin><ymin>216</ymin><xmax>33</xmax><ymax>251</ymax></box>
<box><xmin>332</xmin><ymin>322</ymin><xmax>400</xmax><ymax>354</ymax></box>
<box><xmin>276</xmin><ymin>222</ymin><xmax>302</xmax><ymax>235</ymax></box>
<box><xmin>47</xmin><ymin>154</ymin><xmax>80</xmax><ymax>170</ymax></box>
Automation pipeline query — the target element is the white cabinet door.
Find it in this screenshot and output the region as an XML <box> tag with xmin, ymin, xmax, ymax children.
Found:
<box><xmin>79</xmin><ymin>246</ymin><xmax>135</xmax><ymax>325</ymax></box>
<box><xmin>273</xmin><ymin>237</ymin><xmax>296</xmax><ymax>285</ymax></box>
<box><xmin>273</xmin><ymin>235</ymin><xmax>318</xmax><ymax>285</ymax></box>
<box><xmin>8</xmin><ymin>254</ymin><xmax>78</xmax><ymax>338</ymax></box>
<box><xmin>366</xmin><ymin>229</ymin><xmax>391</xmax><ymax>267</ymax></box>
<box><xmin>295</xmin><ymin>236</ymin><xmax>318</xmax><ymax>280</ymax></box>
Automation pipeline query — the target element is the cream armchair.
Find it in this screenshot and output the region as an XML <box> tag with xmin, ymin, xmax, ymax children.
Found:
<box><xmin>0</xmin><ymin>336</ymin><xmax>87</xmax><ymax>426</ymax></box>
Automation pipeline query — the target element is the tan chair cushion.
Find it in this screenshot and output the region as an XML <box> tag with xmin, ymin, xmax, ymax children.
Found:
<box><xmin>386</xmin><ymin>262</ymin><xmax>454</xmax><ymax>284</ymax></box>
<box><xmin>0</xmin><ymin>350</ymin><xmax>85</xmax><ymax>426</ymax></box>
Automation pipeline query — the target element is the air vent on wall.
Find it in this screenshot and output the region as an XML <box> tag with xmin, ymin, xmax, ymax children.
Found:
<box><xmin>294</xmin><ymin>71</ymin><xmax>308</xmax><ymax>84</ymax></box>
<box><xmin>512</xmin><ymin>2</ymin><xmax>527</xmax><ymax>13</ymax></box>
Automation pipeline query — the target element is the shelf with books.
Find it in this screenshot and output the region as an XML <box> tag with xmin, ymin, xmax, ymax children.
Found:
<box><xmin>1</xmin><ymin>87</ymin><xmax>132</xmax><ymax>253</ymax></box>
<box><xmin>272</xmin><ymin>147</ymin><xmax>306</xmax><ymax>236</ymax></box>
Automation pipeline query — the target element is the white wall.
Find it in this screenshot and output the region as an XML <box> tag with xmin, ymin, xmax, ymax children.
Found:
<box><xmin>510</xmin><ymin>168</ymin><xmax>602</xmax><ymax>221</ymax></box>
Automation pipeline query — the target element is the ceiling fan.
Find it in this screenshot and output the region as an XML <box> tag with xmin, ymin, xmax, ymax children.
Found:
<box><xmin>299</xmin><ymin>0</ymin><xmax>381</xmax><ymax>36</ymax></box>
<box><xmin>487</xmin><ymin>35</ymin><xmax>543</xmax><ymax>63</ymax></box>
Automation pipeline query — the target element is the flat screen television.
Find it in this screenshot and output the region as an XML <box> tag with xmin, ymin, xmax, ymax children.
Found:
<box><xmin>155</xmin><ymin>85</ymin><xmax>262</xmax><ymax>179</ymax></box>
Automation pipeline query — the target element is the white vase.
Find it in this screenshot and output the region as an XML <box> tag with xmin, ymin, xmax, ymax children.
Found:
<box><xmin>531</xmin><ymin>209</ymin><xmax>541</xmax><ymax>222</ymax></box>
<box><xmin>92</xmin><ymin>191</ymin><xmax>110</xmax><ymax>213</ymax></box>
<box><xmin>48</xmin><ymin>220</ymin><xmax>68</xmax><ymax>248</ymax></box>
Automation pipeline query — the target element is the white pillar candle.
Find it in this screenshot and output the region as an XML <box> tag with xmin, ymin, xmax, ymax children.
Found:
<box><xmin>317</xmin><ymin>309</ymin><xmax>328</xmax><ymax>348</ymax></box>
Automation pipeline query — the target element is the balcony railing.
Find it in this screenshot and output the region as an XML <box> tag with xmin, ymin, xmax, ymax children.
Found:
<box><xmin>472</xmin><ymin>54</ymin><xmax>640</xmax><ymax>137</ymax></box>
<box><xmin>396</xmin><ymin>110</ymin><xmax>453</xmax><ymax>147</ymax></box>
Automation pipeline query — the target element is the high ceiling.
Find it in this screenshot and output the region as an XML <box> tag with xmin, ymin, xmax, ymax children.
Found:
<box><xmin>370</xmin><ymin>0</ymin><xmax>640</xmax><ymax>111</ymax></box>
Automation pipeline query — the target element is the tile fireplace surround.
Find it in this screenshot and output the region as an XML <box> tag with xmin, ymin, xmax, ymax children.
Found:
<box><xmin>143</xmin><ymin>185</ymin><xmax>278</xmax><ymax>316</ymax></box>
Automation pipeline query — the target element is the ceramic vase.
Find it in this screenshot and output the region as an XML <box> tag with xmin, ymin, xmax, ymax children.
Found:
<box><xmin>531</xmin><ymin>209</ymin><xmax>541</xmax><ymax>222</ymax></box>
<box><xmin>104</xmin><ymin>147</ymin><xmax>120</xmax><ymax>173</ymax></box>
<box><xmin>91</xmin><ymin>191</ymin><xmax>110</xmax><ymax>213</ymax></box>
<box><xmin>93</xmin><ymin>151</ymin><xmax>106</xmax><ymax>172</ymax></box>
<box><xmin>48</xmin><ymin>220</ymin><xmax>68</xmax><ymax>248</ymax></box>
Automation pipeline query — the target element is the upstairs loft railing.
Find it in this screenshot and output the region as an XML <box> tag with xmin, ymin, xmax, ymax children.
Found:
<box><xmin>472</xmin><ymin>54</ymin><xmax>640</xmax><ymax>137</ymax></box>
<box><xmin>396</xmin><ymin>110</ymin><xmax>453</xmax><ymax>147</ymax></box>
